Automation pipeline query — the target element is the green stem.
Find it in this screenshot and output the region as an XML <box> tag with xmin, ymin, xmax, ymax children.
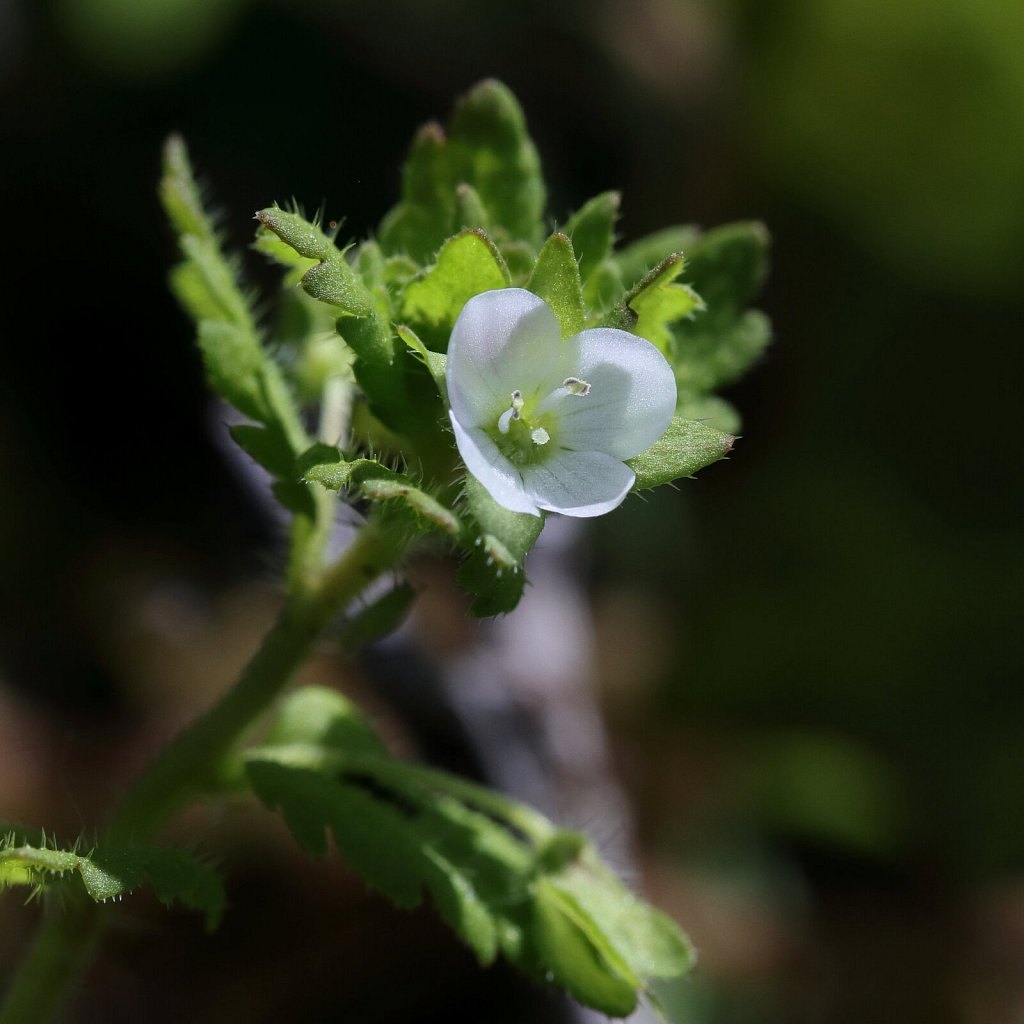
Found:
<box><xmin>0</xmin><ymin>893</ymin><xmax>104</xmax><ymax>1024</ymax></box>
<box><xmin>1</xmin><ymin>514</ymin><xmax>408</xmax><ymax>1024</ymax></box>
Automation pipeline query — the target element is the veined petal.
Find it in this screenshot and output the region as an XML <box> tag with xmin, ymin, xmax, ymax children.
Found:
<box><xmin>448</xmin><ymin>412</ymin><xmax>541</xmax><ymax>517</ymax></box>
<box><xmin>556</xmin><ymin>328</ymin><xmax>677</xmax><ymax>460</ymax></box>
<box><xmin>521</xmin><ymin>448</ymin><xmax>636</xmax><ymax>518</ymax></box>
<box><xmin>447</xmin><ymin>288</ymin><xmax>566</xmax><ymax>428</ymax></box>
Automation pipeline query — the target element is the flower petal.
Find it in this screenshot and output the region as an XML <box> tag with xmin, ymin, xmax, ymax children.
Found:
<box><xmin>556</xmin><ymin>328</ymin><xmax>677</xmax><ymax>460</ymax></box>
<box><xmin>521</xmin><ymin>448</ymin><xmax>636</xmax><ymax>518</ymax></box>
<box><xmin>446</xmin><ymin>288</ymin><xmax>566</xmax><ymax>429</ymax></box>
<box><xmin>448</xmin><ymin>412</ymin><xmax>541</xmax><ymax>517</ymax></box>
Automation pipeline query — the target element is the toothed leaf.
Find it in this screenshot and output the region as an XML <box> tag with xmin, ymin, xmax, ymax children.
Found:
<box><xmin>0</xmin><ymin>827</ymin><xmax>224</xmax><ymax>930</ymax></box>
<box><xmin>626</xmin><ymin>416</ymin><xmax>736</xmax><ymax>490</ymax></box>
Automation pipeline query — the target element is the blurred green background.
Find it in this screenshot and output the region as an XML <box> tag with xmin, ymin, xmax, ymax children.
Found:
<box><xmin>1</xmin><ymin>1</ymin><xmax>1022</xmax><ymax>1022</ymax></box>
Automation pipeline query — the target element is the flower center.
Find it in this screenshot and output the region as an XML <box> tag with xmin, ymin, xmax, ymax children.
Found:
<box><xmin>490</xmin><ymin>378</ymin><xmax>591</xmax><ymax>465</ymax></box>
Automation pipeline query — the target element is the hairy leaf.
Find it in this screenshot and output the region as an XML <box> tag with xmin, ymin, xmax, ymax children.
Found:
<box><xmin>528</xmin><ymin>232</ymin><xmax>584</xmax><ymax>338</ymax></box>
<box><xmin>401</xmin><ymin>229</ymin><xmax>510</xmax><ymax>350</ymax></box>
<box><xmin>563</xmin><ymin>191</ymin><xmax>619</xmax><ymax>288</ymax></box>
<box><xmin>244</xmin><ymin>700</ymin><xmax>694</xmax><ymax>1014</ymax></box>
<box><xmin>626</xmin><ymin>416</ymin><xmax>736</xmax><ymax>490</ymax></box>
<box><xmin>448</xmin><ymin>80</ymin><xmax>545</xmax><ymax>246</ymax></box>
<box><xmin>0</xmin><ymin>827</ymin><xmax>224</xmax><ymax>930</ymax></box>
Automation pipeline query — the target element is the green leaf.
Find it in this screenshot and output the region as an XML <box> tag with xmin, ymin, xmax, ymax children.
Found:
<box><xmin>339</xmin><ymin>584</ymin><xmax>417</xmax><ymax>653</ymax></box>
<box><xmin>676</xmin><ymin>393</ymin><xmax>741</xmax><ymax>435</ymax></box>
<box><xmin>378</xmin><ymin>121</ymin><xmax>455</xmax><ymax>264</ymax></box>
<box><xmin>401</xmin><ymin>229</ymin><xmax>511</xmax><ymax>350</ymax></box>
<box><xmin>563</xmin><ymin>191</ymin><xmax>619</xmax><ymax>287</ymax></box>
<box><xmin>583</xmin><ymin>260</ymin><xmax>626</xmax><ymax>320</ymax></box>
<box><xmin>613</xmin><ymin>225</ymin><xmax>702</xmax><ymax>289</ymax></box>
<box><xmin>682</xmin><ymin>221</ymin><xmax>769</xmax><ymax>327</ymax></box>
<box><xmin>253</xmin><ymin>206</ymin><xmax>334</xmax><ymax>261</ymax></box>
<box><xmin>532</xmin><ymin>878</ymin><xmax>640</xmax><ymax>1018</ymax></box>
<box><xmin>0</xmin><ymin>827</ymin><xmax>224</xmax><ymax>930</ymax></box>
<box><xmin>547</xmin><ymin>845</ymin><xmax>695</xmax><ymax>982</ymax></box>
<box><xmin>253</xmin><ymin>226</ymin><xmax>318</xmax><ymax>284</ymax></box>
<box><xmin>256</xmin><ymin>208</ymin><xmax>374</xmax><ymax>319</ymax></box>
<box><xmin>195</xmin><ymin>321</ymin><xmax>269</xmax><ymax>421</ymax></box>
<box><xmin>160</xmin><ymin>140</ymin><xmax>307</xmax><ymax>454</ymax></box>
<box><xmin>243</xmin><ymin>748</ymin><xmax>694</xmax><ymax>1013</ymax></box>
<box><xmin>301</xmin><ymin>448</ymin><xmax>461</xmax><ymax>538</ymax></box>
<box><xmin>670</xmin><ymin>222</ymin><xmax>772</xmax><ymax>397</ymax></box>
<box><xmin>263</xmin><ymin>687</ymin><xmax>385</xmax><ymax>760</ymax></box>
<box><xmin>159</xmin><ymin>134</ymin><xmax>215</xmax><ymax>243</ymax></box>
<box><xmin>228</xmin><ymin>424</ymin><xmax>295</xmax><ymax>478</ymax></box>
<box><xmin>527</xmin><ymin>232</ymin><xmax>584</xmax><ymax>338</ymax></box>
<box><xmin>623</xmin><ymin>253</ymin><xmax>704</xmax><ymax>354</ymax></box>
<box><xmin>626</xmin><ymin>416</ymin><xmax>736</xmax><ymax>490</ymax></box>
<box><xmin>454</xmin><ymin>182</ymin><xmax>490</xmax><ymax>232</ymax></box>
<box><xmin>271</xmin><ymin>479</ymin><xmax>317</xmax><ymax>518</ymax></box>
<box><xmin>448</xmin><ymin>79</ymin><xmax>545</xmax><ymax>246</ymax></box>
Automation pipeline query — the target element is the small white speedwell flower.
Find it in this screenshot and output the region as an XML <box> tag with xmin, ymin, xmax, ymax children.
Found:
<box><xmin>446</xmin><ymin>288</ymin><xmax>677</xmax><ymax>517</ymax></box>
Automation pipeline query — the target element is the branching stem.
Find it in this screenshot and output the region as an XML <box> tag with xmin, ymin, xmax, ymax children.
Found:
<box><xmin>0</xmin><ymin>513</ymin><xmax>409</xmax><ymax>1024</ymax></box>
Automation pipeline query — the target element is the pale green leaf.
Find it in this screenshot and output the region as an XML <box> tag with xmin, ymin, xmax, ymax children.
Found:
<box><xmin>401</xmin><ymin>229</ymin><xmax>510</xmax><ymax>350</ymax></box>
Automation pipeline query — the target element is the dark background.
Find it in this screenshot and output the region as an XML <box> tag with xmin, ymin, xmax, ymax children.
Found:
<box><xmin>1</xmin><ymin>1</ymin><xmax>1022</xmax><ymax>1021</ymax></box>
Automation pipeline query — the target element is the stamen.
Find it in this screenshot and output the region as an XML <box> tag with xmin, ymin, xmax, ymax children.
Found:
<box><xmin>497</xmin><ymin>389</ymin><xmax>525</xmax><ymax>434</ymax></box>
<box><xmin>562</xmin><ymin>377</ymin><xmax>591</xmax><ymax>397</ymax></box>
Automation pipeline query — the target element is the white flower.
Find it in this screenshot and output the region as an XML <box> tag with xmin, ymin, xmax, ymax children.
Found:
<box><xmin>446</xmin><ymin>288</ymin><xmax>677</xmax><ymax>518</ymax></box>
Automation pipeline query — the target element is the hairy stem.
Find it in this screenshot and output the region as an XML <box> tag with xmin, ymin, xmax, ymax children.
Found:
<box><xmin>1</xmin><ymin>514</ymin><xmax>408</xmax><ymax>1024</ymax></box>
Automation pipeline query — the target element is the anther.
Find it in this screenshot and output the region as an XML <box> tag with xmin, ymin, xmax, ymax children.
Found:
<box><xmin>562</xmin><ymin>377</ymin><xmax>591</xmax><ymax>397</ymax></box>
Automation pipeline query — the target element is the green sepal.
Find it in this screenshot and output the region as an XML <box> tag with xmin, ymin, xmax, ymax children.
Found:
<box><xmin>626</xmin><ymin>416</ymin><xmax>736</xmax><ymax>490</ymax></box>
<box><xmin>378</xmin><ymin>121</ymin><xmax>455</xmax><ymax>264</ymax></box>
<box><xmin>527</xmin><ymin>232</ymin><xmax>584</xmax><ymax>338</ymax></box>
<box><xmin>396</xmin><ymin>324</ymin><xmax>447</xmax><ymax>402</ymax></box>
<box><xmin>301</xmin><ymin>447</ymin><xmax>461</xmax><ymax>538</ymax></box>
<box><xmin>228</xmin><ymin>424</ymin><xmax>296</xmax><ymax>478</ymax></box>
<box><xmin>401</xmin><ymin>229</ymin><xmax>511</xmax><ymax>350</ymax></box>
<box><xmin>563</xmin><ymin>191</ymin><xmax>620</xmax><ymax>287</ymax></box>
<box><xmin>617</xmin><ymin>253</ymin><xmax>704</xmax><ymax>354</ymax></box>
<box><xmin>0</xmin><ymin>827</ymin><xmax>224</xmax><ymax>931</ymax></box>
<box><xmin>456</xmin><ymin>475</ymin><xmax>543</xmax><ymax>616</ymax></box>
<box><xmin>448</xmin><ymin>79</ymin><xmax>545</xmax><ymax>246</ymax></box>
<box><xmin>339</xmin><ymin>584</ymin><xmax>417</xmax><ymax>653</ymax></box>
